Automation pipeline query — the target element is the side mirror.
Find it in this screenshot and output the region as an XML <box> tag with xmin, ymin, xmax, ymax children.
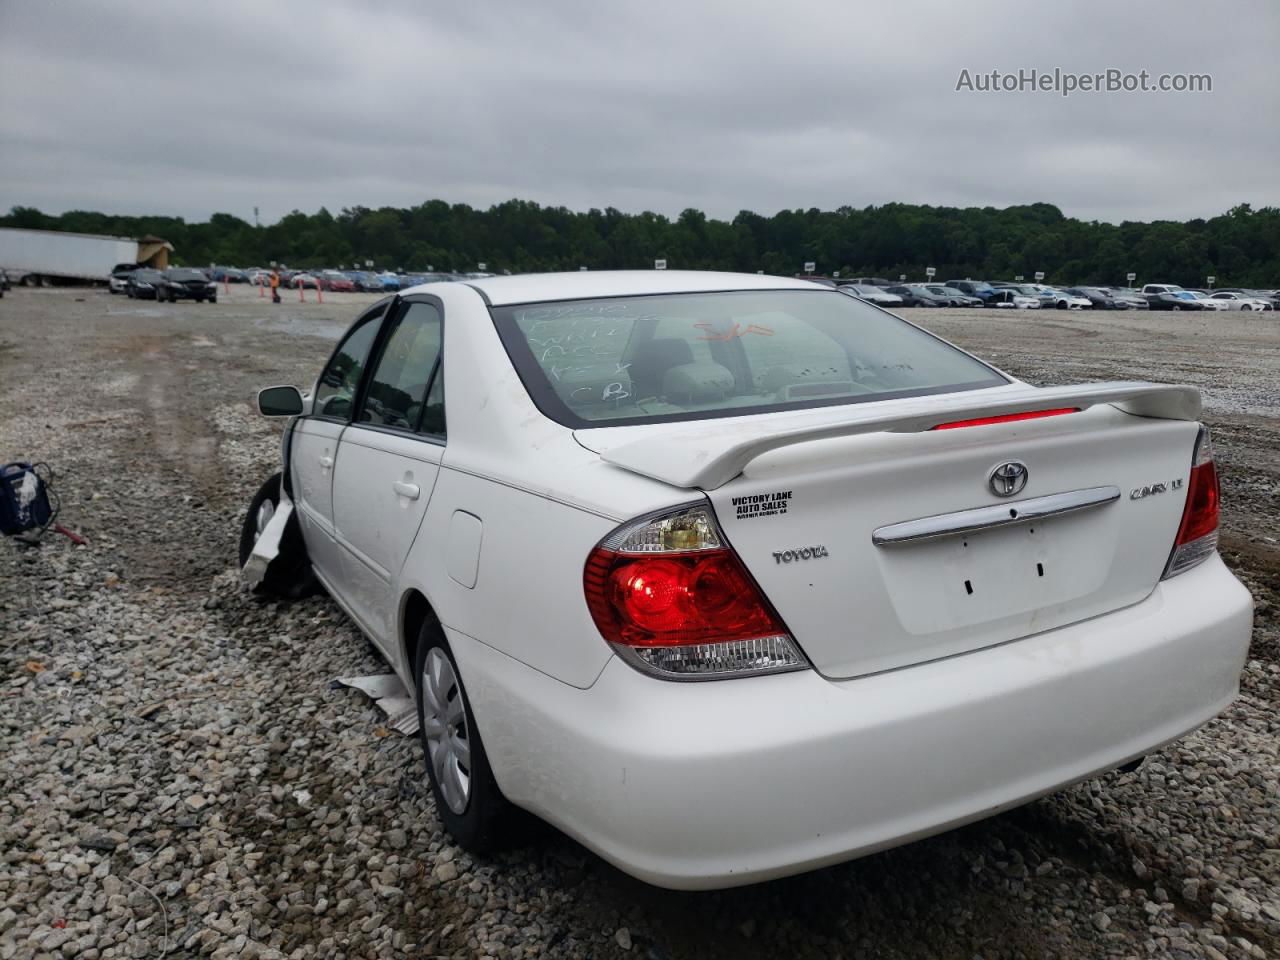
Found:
<box><xmin>257</xmin><ymin>385</ymin><xmax>305</xmax><ymax>417</ymax></box>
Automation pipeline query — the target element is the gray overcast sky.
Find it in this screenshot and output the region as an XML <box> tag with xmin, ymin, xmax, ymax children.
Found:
<box><xmin>1</xmin><ymin>0</ymin><xmax>1277</xmax><ymax>225</ymax></box>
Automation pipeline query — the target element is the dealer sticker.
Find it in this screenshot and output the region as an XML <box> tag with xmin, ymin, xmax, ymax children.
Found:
<box><xmin>732</xmin><ymin>490</ymin><xmax>792</xmax><ymax>520</ymax></box>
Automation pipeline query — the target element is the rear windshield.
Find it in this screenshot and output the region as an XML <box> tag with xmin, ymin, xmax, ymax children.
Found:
<box><xmin>492</xmin><ymin>289</ymin><xmax>1006</xmax><ymax>427</ymax></box>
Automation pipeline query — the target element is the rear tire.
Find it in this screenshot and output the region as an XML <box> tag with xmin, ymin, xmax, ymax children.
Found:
<box><xmin>238</xmin><ymin>472</ymin><xmax>319</xmax><ymax>599</ymax></box>
<box><xmin>414</xmin><ymin>623</ymin><xmax>513</xmax><ymax>853</ymax></box>
<box><xmin>1241</xmin><ymin>304</ymin><xmax>1251</xmax><ymax>311</ymax></box>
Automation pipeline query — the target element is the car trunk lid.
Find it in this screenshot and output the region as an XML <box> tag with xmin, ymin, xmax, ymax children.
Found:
<box><xmin>577</xmin><ymin>382</ymin><xmax>1201</xmax><ymax>678</ymax></box>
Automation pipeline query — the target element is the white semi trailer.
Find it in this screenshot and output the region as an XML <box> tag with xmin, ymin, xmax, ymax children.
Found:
<box><xmin>0</xmin><ymin>227</ymin><xmax>171</xmax><ymax>285</ymax></box>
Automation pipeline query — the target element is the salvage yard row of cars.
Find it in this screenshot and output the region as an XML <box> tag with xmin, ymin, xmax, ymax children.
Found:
<box><xmin>100</xmin><ymin>260</ymin><xmax>1280</xmax><ymax>313</ymax></box>
<box><xmin>111</xmin><ymin>266</ymin><xmax>219</xmax><ymax>302</ymax></box>
<box><xmin>104</xmin><ymin>263</ymin><xmax>493</xmax><ymax>298</ymax></box>
<box><xmin>239</xmin><ymin>269</ymin><xmax>1251</xmax><ymax>890</ymax></box>
<box><xmin>830</xmin><ymin>277</ymin><xmax>1280</xmax><ymax>311</ymax></box>
<box><xmin>217</xmin><ymin>266</ymin><xmax>491</xmax><ymax>292</ymax></box>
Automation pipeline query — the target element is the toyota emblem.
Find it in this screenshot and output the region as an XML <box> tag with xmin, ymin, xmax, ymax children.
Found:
<box><xmin>989</xmin><ymin>461</ymin><xmax>1029</xmax><ymax>497</ymax></box>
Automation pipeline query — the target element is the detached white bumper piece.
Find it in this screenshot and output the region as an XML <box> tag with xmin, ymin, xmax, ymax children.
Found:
<box><xmin>240</xmin><ymin>498</ymin><xmax>293</xmax><ymax>589</ymax></box>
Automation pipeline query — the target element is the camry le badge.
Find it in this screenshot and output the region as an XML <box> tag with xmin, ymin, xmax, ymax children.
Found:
<box><xmin>1132</xmin><ymin>477</ymin><xmax>1183</xmax><ymax>500</ymax></box>
<box><xmin>989</xmin><ymin>461</ymin><xmax>1029</xmax><ymax>498</ymax></box>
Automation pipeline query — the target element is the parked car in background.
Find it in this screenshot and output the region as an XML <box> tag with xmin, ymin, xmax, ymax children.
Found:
<box><xmin>158</xmin><ymin>267</ymin><xmax>217</xmax><ymax>303</ymax></box>
<box><xmin>108</xmin><ymin>262</ymin><xmax>140</xmax><ymax>295</ymax></box>
<box><xmin>125</xmin><ymin>268</ymin><xmax>164</xmax><ymax>299</ymax></box>
<box><xmin>1204</xmin><ymin>291</ymin><xmax>1272</xmax><ymax>311</ymax></box>
<box><xmin>998</xmin><ymin>284</ymin><xmax>1058</xmax><ymax>308</ymax></box>
<box><xmin>993</xmin><ymin>283</ymin><xmax>1045</xmax><ymax>298</ymax></box>
<box><xmin>240</xmin><ymin>270</ymin><xmax>1249</xmax><ymax>891</ymax></box>
<box><xmin>849</xmin><ymin>277</ymin><xmax>894</xmax><ymax>287</ymax></box>
<box><xmin>320</xmin><ymin>271</ymin><xmax>356</xmax><ymax>292</ymax></box>
<box><xmin>1146</xmin><ymin>291</ymin><xmax>1205</xmax><ymax>311</ymax></box>
<box><xmin>350</xmin><ymin>271</ymin><xmax>385</xmax><ymax>292</ymax></box>
<box><xmin>839</xmin><ymin>284</ymin><xmax>905</xmax><ymax>307</ymax></box>
<box><xmin>378</xmin><ymin>272</ymin><xmax>402</xmax><ymax>291</ymax></box>
<box><xmin>1066</xmin><ymin>287</ymin><xmax>1128</xmax><ymax>310</ymax></box>
<box><xmin>290</xmin><ymin>273</ymin><xmax>320</xmax><ymax>289</ymax></box>
<box><xmin>884</xmin><ymin>284</ymin><xmax>954</xmax><ymax>307</ymax></box>
<box><xmin>985</xmin><ymin>288</ymin><xmax>1041</xmax><ymax>309</ymax></box>
<box><xmin>211</xmin><ymin>266</ymin><xmax>247</xmax><ymax>283</ymax></box>
<box><xmin>944</xmin><ymin>280</ymin><xmax>998</xmax><ymax>304</ymax></box>
<box><xmin>1040</xmin><ymin>288</ymin><xmax>1092</xmax><ymax>310</ymax></box>
<box><xmin>1212</xmin><ymin>287</ymin><xmax>1280</xmax><ymax>309</ymax></box>
<box><xmin>1182</xmin><ymin>291</ymin><xmax>1228</xmax><ymax>311</ymax></box>
<box><xmin>1101</xmin><ymin>288</ymin><xmax>1149</xmax><ymax>309</ymax></box>
<box><xmin>1142</xmin><ymin>283</ymin><xmax>1184</xmax><ymax>296</ymax></box>
<box><xmin>926</xmin><ymin>285</ymin><xmax>982</xmax><ymax>307</ymax></box>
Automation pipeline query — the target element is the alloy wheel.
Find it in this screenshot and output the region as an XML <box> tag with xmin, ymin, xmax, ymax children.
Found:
<box><xmin>421</xmin><ymin>648</ymin><xmax>472</xmax><ymax>814</ymax></box>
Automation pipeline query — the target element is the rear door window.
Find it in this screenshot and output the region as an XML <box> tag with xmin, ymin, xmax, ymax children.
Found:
<box><xmin>358</xmin><ymin>301</ymin><xmax>443</xmax><ymax>432</ymax></box>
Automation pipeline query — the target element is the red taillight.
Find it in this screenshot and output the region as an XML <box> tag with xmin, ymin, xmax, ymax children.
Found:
<box><xmin>584</xmin><ymin>503</ymin><xmax>806</xmax><ymax>679</ymax></box>
<box><xmin>1163</xmin><ymin>426</ymin><xmax>1220</xmax><ymax>579</ymax></box>
<box><xmin>930</xmin><ymin>407</ymin><xmax>1080</xmax><ymax>430</ymax></box>
<box><xmin>1175</xmin><ymin>460</ymin><xmax>1220</xmax><ymax>544</ymax></box>
<box><xmin>587</xmin><ymin>549</ymin><xmax>786</xmax><ymax>648</ymax></box>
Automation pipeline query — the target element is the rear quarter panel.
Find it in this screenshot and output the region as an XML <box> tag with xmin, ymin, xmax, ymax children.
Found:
<box><xmin>398</xmin><ymin>466</ymin><xmax>619</xmax><ymax>689</ymax></box>
<box><xmin>390</xmin><ymin>283</ymin><xmax>687</xmax><ymax>690</ymax></box>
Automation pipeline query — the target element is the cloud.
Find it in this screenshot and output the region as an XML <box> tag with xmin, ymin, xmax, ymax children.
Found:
<box><xmin>1</xmin><ymin>0</ymin><xmax>1276</xmax><ymax>224</ymax></box>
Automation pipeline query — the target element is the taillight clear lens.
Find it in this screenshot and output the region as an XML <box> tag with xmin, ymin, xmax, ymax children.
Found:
<box><xmin>1162</xmin><ymin>426</ymin><xmax>1220</xmax><ymax>579</ymax></box>
<box><xmin>585</xmin><ymin>502</ymin><xmax>807</xmax><ymax>680</ymax></box>
<box><xmin>598</xmin><ymin>503</ymin><xmax>723</xmax><ymax>553</ymax></box>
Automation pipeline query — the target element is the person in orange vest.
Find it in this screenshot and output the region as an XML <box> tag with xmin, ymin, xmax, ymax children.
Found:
<box><xmin>269</xmin><ymin>268</ymin><xmax>281</xmax><ymax>303</ymax></box>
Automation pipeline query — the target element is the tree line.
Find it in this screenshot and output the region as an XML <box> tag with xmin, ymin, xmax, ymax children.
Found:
<box><xmin>4</xmin><ymin>199</ymin><xmax>1278</xmax><ymax>287</ymax></box>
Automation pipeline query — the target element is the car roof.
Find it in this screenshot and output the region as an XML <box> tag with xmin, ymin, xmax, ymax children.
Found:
<box><xmin>456</xmin><ymin>270</ymin><xmax>819</xmax><ymax>306</ymax></box>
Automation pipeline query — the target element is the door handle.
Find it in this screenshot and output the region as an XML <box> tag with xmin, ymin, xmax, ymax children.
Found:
<box><xmin>393</xmin><ymin>480</ymin><xmax>421</xmax><ymax>500</ymax></box>
<box><xmin>319</xmin><ymin>455</ymin><xmax>334</xmax><ymax>469</ymax></box>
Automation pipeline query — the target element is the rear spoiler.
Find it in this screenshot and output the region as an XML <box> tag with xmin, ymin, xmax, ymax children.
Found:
<box><xmin>584</xmin><ymin>381</ymin><xmax>1201</xmax><ymax>490</ymax></box>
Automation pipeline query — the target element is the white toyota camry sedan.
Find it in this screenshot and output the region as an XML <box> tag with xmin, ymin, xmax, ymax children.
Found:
<box><xmin>241</xmin><ymin>270</ymin><xmax>1252</xmax><ymax>890</ymax></box>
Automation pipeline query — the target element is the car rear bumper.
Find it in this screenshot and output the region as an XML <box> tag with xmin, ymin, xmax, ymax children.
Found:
<box><xmin>453</xmin><ymin>554</ymin><xmax>1252</xmax><ymax>890</ymax></box>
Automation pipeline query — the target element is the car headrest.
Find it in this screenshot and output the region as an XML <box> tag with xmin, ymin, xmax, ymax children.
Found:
<box><xmin>662</xmin><ymin>362</ymin><xmax>736</xmax><ymax>404</ymax></box>
<box><xmin>630</xmin><ymin>338</ymin><xmax>695</xmax><ymax>398</ymax></box>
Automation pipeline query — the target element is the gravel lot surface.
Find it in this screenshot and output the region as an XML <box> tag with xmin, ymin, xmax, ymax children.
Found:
<box><xmin>1</xmin><ymin>287</ymin><xmax>1277</xmax><ymax>960</ymax></box>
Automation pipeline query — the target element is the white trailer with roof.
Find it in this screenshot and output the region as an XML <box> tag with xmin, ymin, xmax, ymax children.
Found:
<box><xmin>0</xmin><ymin>227</ymin><xmax>171</xmax><ymax>285</ymax></box>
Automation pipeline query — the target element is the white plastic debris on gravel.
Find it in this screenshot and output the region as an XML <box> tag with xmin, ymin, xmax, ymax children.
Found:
<box><xmin>333</xmin><ymin>674</ymin><xmax>420</xmax><ymax>735</ymax></box>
